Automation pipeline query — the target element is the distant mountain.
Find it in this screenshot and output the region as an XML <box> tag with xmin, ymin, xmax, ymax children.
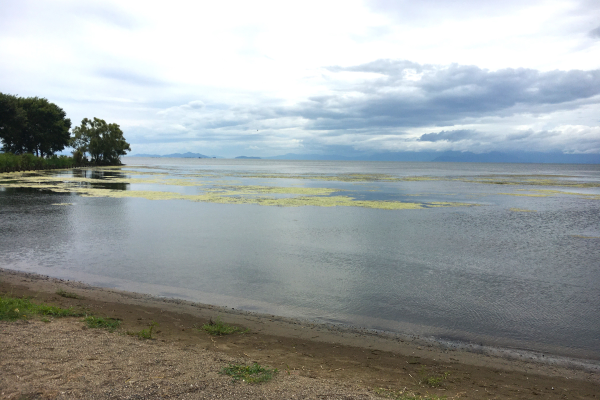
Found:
<box><xmin>129</xmin><ymin>151</ymin><xmax>599</xmax><ymax>163</ymax></box>
<box><xmin>267</xmin><ymin>151</ymin><xmax>600</xmax><ymax>164</ymax></box>
<box><xmin>131</xmin><ymin>152</ymin><xmax>214</xmax><ymax>158</ymax></box>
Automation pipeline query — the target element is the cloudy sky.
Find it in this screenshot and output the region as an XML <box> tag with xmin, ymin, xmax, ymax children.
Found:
<box><xmin>1</xmin><ymin>0</ymin><xmax>599</xmax><ymax>157</ymax></box>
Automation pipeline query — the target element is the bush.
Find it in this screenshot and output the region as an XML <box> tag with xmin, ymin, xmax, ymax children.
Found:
<box><xmin>0</xmin><ymin>152</ymin><xmax>74</xmax><ymax>172</ymax></box>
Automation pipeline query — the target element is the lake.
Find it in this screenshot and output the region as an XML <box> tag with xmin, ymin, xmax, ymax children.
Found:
<box><xmin>1</xmin><ymin>158</ymin><xmax>599</xmax><ymax>361</ymax></box>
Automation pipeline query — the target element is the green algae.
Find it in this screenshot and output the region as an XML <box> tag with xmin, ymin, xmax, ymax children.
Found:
<box><xmin>498</xmin><ymin>189</ymin><xmax>600</xmax><ymax>200</ymax></box>
<box><xmin>20</xmin><ymin>166</ymin><xmax>600</xmax><ymax>209</ymax></box>
<box><xmin>72</xmin><ymin>189</ymin><xmax>471</xmax><ymax>210</ymax></box>
<box><xmin>509</xmin><ymin>208</ymin><xmax>536</xmax><ymax>212</ymax></box>
<box><xmin>205</xmin><ymin>185</ymin><xmax>340</xmax><ymax>196</ymax></box>
<box><xmin>498</xmin><ymin>192</ymin><xmax>551</xmax><ymax>197</ymax></box>
<box><xmin>463</xmin><ymin>175</ymin><xmax>600</xmax><ymax>188</ymax></box>
<box><xmin>0</xmin><ymin>171</ymin><xmax>474</xmax><ymax>210</ymax></box>
<box><xmin>570</xmin><ymin>235</ymin><xmax>600</xmax><ymax>239</ymax></box>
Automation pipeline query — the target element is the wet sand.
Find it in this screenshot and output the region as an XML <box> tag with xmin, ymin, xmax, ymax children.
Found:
<box><xmin>1</xmin><ymin>268</ymin><xmax>599</xmax><ymax>399</ymax></box>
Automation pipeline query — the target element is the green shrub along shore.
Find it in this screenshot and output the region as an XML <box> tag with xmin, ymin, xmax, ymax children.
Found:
<box><xmin>0</xmin><ymin>153</ymin><xmax>78</xmax><ymax>173</ymax></box>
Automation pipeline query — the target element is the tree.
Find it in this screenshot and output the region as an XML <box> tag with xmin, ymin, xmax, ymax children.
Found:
<box><xmin>0</xmin><ymin>93</ymin><xmax>28</xmax><ymax>153</ymax></box>
<box><xmin>20</xmin><ymin>97</ymin><xmax>72</xmax><ymax>157</ymax></box>
<box><xmin>0</xmin><ymin>93</ymin><xmax>71</xmax><ymax>157</ymax></box>
<box><xmin>70</xmin><ymin>117</ymin><xmax>131</xmax><ymax>164</ymax></box>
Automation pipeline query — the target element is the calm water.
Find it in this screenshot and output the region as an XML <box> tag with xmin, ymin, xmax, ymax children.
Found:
<box><xmin>1</xmin><ymin>158</ymin><xmax>599</xmax><ymax>361</ymax></box>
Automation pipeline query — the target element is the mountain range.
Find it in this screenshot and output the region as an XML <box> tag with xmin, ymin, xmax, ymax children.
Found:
<box><xmin>128</xmin><ymin>151</ymin><xmax>600</xmax><ymax>164</ymax></box>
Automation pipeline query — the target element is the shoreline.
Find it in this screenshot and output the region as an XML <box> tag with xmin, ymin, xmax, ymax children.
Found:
<box><xmin>1</xmin><ymin>267</ymin><xmax>598</xmax><ymax>373</ymax></box>
<box><xmin>2</xmin><ymin>267</ymin><xmax>600</xmax><ymax>399</ymax></box>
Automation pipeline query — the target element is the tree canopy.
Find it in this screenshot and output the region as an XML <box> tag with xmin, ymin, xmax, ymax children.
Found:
<box><xmin>70</xmin><ymin>117</ymin><xmax>131</xmax><ymax>165</ymax></box>
<box><xmin>0</xmin><ymin>93</ymin><xmax>71</xmax><ymax>157</ymax></box>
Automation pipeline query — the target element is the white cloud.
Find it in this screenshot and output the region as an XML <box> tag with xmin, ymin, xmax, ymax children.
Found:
<box><xmin>1</xmin><ymin>0</ymin><xmax>598</xmax><ymax>157</ymax></box>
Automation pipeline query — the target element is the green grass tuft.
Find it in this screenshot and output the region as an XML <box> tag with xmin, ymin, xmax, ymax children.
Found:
<box><xmin>418</xmin><ymin>366</ymin><xmax>449</xmax><ymax>388</ymax></box>
<box><xmin>221</xmin><ymin>363</ymin><xmax>277</xmax><ymax>383</ymax></box>
<box><xmin>84</xmin><ymin>316</ymin><xmax>121</xmax><ymax>332</ymax></box>
<box><xmin>0</xmin><ymin>295</ymin><xmax>84</xmax><ymax>321</ymax></box>
<box><xmin>201</xmin><ymin>317</ymin><xmax>247</xmax><ymax>336</ymax></box>
<box><xmin>374</xmin><ymin>387</ymin><xmax>447</xmax><ymax>400</ymax></box>
<box><xmin>56</xmin><ymin>288</ymin><xmax>80</xmax><ymax>299</ymax></box>
<box><xmin>127</xmin><ymin>321</ymin><xmax>158</xmax><ymax>339</ymax></box>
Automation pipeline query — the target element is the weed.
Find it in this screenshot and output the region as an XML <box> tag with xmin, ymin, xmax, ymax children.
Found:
<box><xmin>418</xmin><ymin>366</ymin><xmax>449</xmax><ymax>388</ymax></box>
<box><xmin>84</xmin><ymin>316</ymin><xmax>121</xmax><ymax>332</ymax></box>
<box><xmin>201</xmin><ymin>317</ymin><xmax>247</xmax><ymax>336</ymax></box>
<box><xmin>221</xmin><ymin>363</ymin><xmax>277</xmax><ymax>383</ymax></box>
<box><xmin>0</xmin><ymin>295</ymin><xmax>84</xmax><ymax>321</ymax></box>
<box><xmin>374</xmin><ymin>387</ymin><xmax>447</xmax><ymax>400</ymax></box>
<box><xmin>56</xmin><ymin>288</ymin><xmax>80</xmax><ymax>299</ymax></box>
<box><xmin>127</xmin><ymin>321</ymin><xmax>158</xmax><ymax>339</ymax></box>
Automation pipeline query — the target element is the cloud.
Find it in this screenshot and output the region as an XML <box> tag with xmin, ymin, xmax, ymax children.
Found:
<box><xmin>366</xmin><ymin>0</ymin><xmax>547</xmax><ymax>21</ymax></box>
<box><xmin>72</xmin><ymin>3</ymin><xmax>141</xmax><ymax>30</ymax></box>
<box><xmin>590</xmin><ymin>26</ymin><xmax>600</xmax><ymax>38</ymax></box>
<box><xmin>96</xmin><ymin>68</ymin><xmax>167</xmax><ymax>86</ymax></box>
<box><xmin>138</xmin><ymin>59</ymin><xmax>600</xmax><ymax>156</ymax></box>
<box><xmin>272</xmin><ymin>60</ymin><xmax>600</xmax><ymax>131</ymax></box>
<box><xmin>418</xmin><ymin>130</ymin><xmax>477</xmax><ymax>142</ymax></box>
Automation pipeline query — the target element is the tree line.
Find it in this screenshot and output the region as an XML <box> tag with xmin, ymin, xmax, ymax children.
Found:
<box><xmin>0</xmin><ymin>92</ymin><xmax>131</xmax><ymax>167</ymax></box>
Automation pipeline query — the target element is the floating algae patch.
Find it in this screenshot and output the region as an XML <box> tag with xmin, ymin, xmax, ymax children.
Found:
<box><xmin>463</xmin><ymin>175</ymin><xmax>600</xmax><ymax>188</ymax></box>
<box><xmin>498</xmin><ymin>192</ymin><xmax>551</xmax><ymax>197</ymax></box>
<box><xmin>509</xmin><ymin>208</ymin><xmax>536</xmax><ymax>212</ymax></box>
<box><xmin>0</xmin><ymin>173</ymin><xmax>199</xmax><ymax>189</ymax></box>
<box><xmin>180</xmin><ymin>171</ymin><xmax>408</xmax><ymax>183</ymax></box>
<box><xmin>499</xmin><ymin>189</ymin><xmax>600</xmax><ymax>200</ymax></box>
<box><xmin>400</xmin><ymin>176</ymin><xmax>442</xmax><ymax>182</ymax></box>
<box><xmin>205</xmin><ymin>185</ymin><xmax>340</xmax><ymax>196</ymax></box>
<box><xmin>526</xmin><ymin>189</ymin><xmax>600</xmax><ymax>200</ymax></box>
<box><xmin>0</xmin><ymin>168</ymin><xmax>478</xmax><ymax>210</ymax></box>
<box><xmin>16</xmin><ymin>183</ymin><xmax>474</xmax><ymax>210</ymax></box>
<box><xmin>570</xmin><ymin>235</ymin><xmax>600</xmax><ymax>239</ymax></box>
<box><xmin>191</xmin><ymin>194</ymin><xmax>472</xmax><ymax>209</ymax></box>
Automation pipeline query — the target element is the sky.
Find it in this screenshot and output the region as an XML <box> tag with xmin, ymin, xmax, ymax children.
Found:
<box><xmin>1</xmin><ymin>0</ymin><xmax>599</xmax><ymax>158</ymax></box>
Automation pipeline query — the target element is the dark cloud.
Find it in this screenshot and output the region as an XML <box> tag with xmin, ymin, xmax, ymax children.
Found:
<box><xmin>270</xmin><ymin>60</ymin><xmax>600</xmax><ymax>130</ymax></box>
<box><xmin>419</xmin><ymin>130</ymin><xmax>477</xmax><ymax>142</ymax></box>
<box><xmin>590</xmin><ymin>26</ymin><xmax>600</xmax><ymax>38</ymax></box>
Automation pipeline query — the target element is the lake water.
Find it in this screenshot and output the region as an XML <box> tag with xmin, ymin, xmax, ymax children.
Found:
<box><xmin>1</xmin><ymin>158</ymin><xmax>599</xmax><ymax>361</ymax></box>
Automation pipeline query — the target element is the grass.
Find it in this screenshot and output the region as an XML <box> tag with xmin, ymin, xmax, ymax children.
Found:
<box><xmin>127</xmin><ymin>321</ymin><xmax>158</xmax><ymax>339</ymax></box>
<box><xmin>201</xmin><ymin>317</ymin><xmax>247</xmax><ymax>336</ymax></box>
<box><xmin>418</xmin><ymin>366</ymin><xmax>449</xmax><ymax>388</ymax></box>
<box><xmin>56</xmin><ymin>288</ymin><xmax>80</xmax><ymax>299</ymax></box>
<box><xmin>0</xmin><ymin>295</ymin><xmax>84</xmax><ymax>321</ymax></box>
<box><xmin>374</xmin><ymin>388</ymin><xmax>448</xmax><ymax>400</ymax></box>
<box><xmin>84</xmin><ymin>316</ymin><xmax>121</xmax><ymax>332</ymax></box>
<box><xmin>221</xmin><ymin>363</ymin><xmax>277</xmax><ymax>383</ymax></box>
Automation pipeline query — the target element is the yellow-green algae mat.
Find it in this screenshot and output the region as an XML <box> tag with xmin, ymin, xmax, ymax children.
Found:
<box><xmin>0</xmin><ymin>168</ymin><xmax>474</xmax><ymax>210</ymax></box>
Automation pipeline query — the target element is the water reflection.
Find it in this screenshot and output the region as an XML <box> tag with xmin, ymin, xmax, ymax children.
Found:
<box><xmin>71</xmin><ymin>168</ymin><xmax>129</xmax><ymax>190</ymax></box>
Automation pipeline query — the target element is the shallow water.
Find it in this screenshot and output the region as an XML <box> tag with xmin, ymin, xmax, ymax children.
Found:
<box><xmin>1</xmin><ymin>158</ymin><xmax>599</xmax><ymax>360</ymax></box>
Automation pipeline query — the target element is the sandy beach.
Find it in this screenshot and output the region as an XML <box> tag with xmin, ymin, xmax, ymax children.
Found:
<box><xmin>1</xmin><ymin>268</ymin><xmax>598</xmax><ymax>399</ymax></box>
